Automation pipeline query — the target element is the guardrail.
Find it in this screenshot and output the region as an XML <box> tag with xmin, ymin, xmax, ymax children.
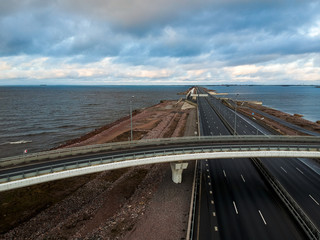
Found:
<box><xmin>1</xmin><ymin>136</ymin><xmax>320</xmax><ymax>168</ymax></box>
<box><xmin>200</xmin><ymin>90</ymin><xmax>320</xmax><ymax>239</ymax></box>
<box><xmin>1</xmin><ymin>144</ymin><xmax>320</xmax><ymax>192</ymax></box>
<box><xmin>186</xmin><ymin>160</ymin><xmax>199</xmax><ymax>240</ymax></box>
<box><xmin>251</xmin><ymin>157</ymin><xmax>320</xmax><ymax>240</ymax></box>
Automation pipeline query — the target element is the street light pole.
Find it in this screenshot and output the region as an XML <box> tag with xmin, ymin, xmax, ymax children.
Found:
<box><xmin>234</xmin><ymin>94</ymin><xmax>239</xmax><ymax>135</ymax></box>
<box><xmin>130</xmin><ymin>96</ymin><xmax>134</xmax><ymax>141</ymax></box>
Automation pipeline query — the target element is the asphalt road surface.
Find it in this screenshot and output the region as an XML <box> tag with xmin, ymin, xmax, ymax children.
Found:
<box><xmin>196</xmin><ymin>90</ymin><xmax>306</xmax><ymax>239</ymax></box>
<box><xmin>200</xmin><ymin>87</ymin><xmax>320</xmax><ymax>230</ymax></box>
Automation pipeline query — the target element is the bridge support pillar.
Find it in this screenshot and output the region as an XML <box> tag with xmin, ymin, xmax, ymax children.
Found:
<box><xmin>170</xmin><ymin>162</ymin><xmax>188</xmax><ymax>183</ymax></box>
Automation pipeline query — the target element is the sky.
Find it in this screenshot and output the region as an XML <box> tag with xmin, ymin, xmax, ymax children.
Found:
<box><xmin>0</xmin><ymin>0</ymin><xmax>320</xmax><ymax>85</ymax></box>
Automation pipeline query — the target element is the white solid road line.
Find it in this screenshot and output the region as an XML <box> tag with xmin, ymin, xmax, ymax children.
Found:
<box><xmin>233</xmin><ymin>201</ymin><xmax>239</xmax><ymax>214</ymax></box>
<box><xmin>223</xmin><ymin>170</ymin><xmax>227</xmax><ymax>178</ymax></box>
<box><xmin>258</xmin><ymin>210</ymin><xmax>267</xmax><ymax>225</ymax></box>
<box><xmin>241</xmin><ymin>174</ymin><xmax>246</xmax><ymax>182</ymax></box>
<box><xmin>309</xmin><ymin>194</ymin><xmax>320</xmax><ymax>205</ymax></box>
<box><xmin>296</xmin><ymin>167</ymin><xmax>304</xmax><ymax>175</ymax></box>
<box><xmin>280</xmin><ymin>166</ymin><xmax>287</xmax><ymax>173</ymax></box>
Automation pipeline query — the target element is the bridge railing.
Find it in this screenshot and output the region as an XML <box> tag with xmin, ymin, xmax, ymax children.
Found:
<box><xmin>1</xmin><ymin>135</ymin><xmax>320</xmax><ymax>168</ymax></box>
<box><xmin>1</xmin><ymin>143</ymin><xmax>320</xmax><ymax>184</ymax></box>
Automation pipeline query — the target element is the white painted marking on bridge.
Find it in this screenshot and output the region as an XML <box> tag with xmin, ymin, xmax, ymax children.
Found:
<box><xmin>208</xmin><ymin>175</ymin><xmax>210</xmax><ymax>178</ymax></box>
<box><xmin>296</xmin><ymin>167</ymin><xmax>304</xmax><ymax>175</ymax></box>
<box><xmin>212</xmin><ymin>212</ymin><xmax>216</xmax><ymax>217</ymax></box>
<box><xmin>206</xmin><ymin>163</ymin><xmax>208</xmax><ymax>167</ymax></box>
<box><xmin>214</xmin><ymin>226</ymin><xmax>218</xmax><ymax>231</ymax></box>
<box><xmin>309</xmin><ymin>194</ymin><xmax>319</xmax><ymax>205</ymax></box>
<box><xmin>210</xmin><ymin>190</ymin><xmax>213</xmax><ymax>194</ymax></box>
<box><xmin>211</xmin><ymin>200</ymin><xmax>214</xmax><ymax>205</ymax></box>
<box><xmin>258</xmin><ymin>210</ymin><xmax>267</xmax><ymax>225</ymax></box>
<box><xmin>280</xmin><ymin>167</ymin><xmax>287</xmax><ymax>173</ymax></box>
<box><xmin>208</xmin><ymin>182</ymin><xmax>211</xmax><ymax>186</ymax></box>
<box><xmin>233</xmin><ymin>201</ymin><xmax>239</xmax><ymax>214</ymax></box>
<box><xmin>241</xmin><ymin>174</ymin><xmax>246</xmax><ymax>182</ymax></box>
<box><xmin>223</xmin><ymin>170</ymin><xmax>227</xmax><ymax>178</ymax></box>
<box><xmin>207</xmin><ymin>169</ymin><xmax>209</xmax><ymax>172</ymax></box>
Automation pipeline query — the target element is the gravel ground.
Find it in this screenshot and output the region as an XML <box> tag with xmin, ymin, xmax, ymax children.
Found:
<box><xmin>1</xmin><ymin>99</ymin><xmax>197</xmax><ymax>239</ymax></box>
<box><xmin>123</xmin><ymin>162</ymin><xmax>195</xmax><ymax>240</ymax></box>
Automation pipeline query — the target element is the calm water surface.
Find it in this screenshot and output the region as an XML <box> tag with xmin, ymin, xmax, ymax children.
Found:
<box><xmin>0</xmin><ymin>85</ymin><xmax>319</xmax><ymax>158</ymax></box>
<box><xmin>0</xmin><ymin>86</ymin><xmax>188</xmax><ymax>158</ymax></box>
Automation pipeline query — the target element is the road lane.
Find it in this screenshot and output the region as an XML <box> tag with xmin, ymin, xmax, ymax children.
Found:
<box><xmin>201</xmin><ymin>86</ymin><xmax>320</xmax><ymax>231</ymax></box>
<box><xmin>196</xmin><ymin>89</ymin><xmax>305</xmax><ymax>239</ymax></box>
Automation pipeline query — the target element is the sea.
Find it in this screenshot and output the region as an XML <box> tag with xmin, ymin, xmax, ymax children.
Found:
<box><xmin>0</xmin><ymin>85</ymin><xmax>319</xmax><ymax>158</ymax></box>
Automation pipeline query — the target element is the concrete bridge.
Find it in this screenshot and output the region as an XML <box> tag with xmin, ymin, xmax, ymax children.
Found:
<box><xmin>1</xmin><ymin>136</ymin><xmax>319</xmax><ymax>192</ymax></box>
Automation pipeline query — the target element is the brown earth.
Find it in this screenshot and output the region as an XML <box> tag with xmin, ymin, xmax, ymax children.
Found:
<box><xmin>0</xmin><ymin>99</ymin><xmax>197</xmax><ymax>239</ymax></box>
<box><xmin>231</xmin><ymin>101</ymin><xmax>320</xmax><ymax>135</ymax></box>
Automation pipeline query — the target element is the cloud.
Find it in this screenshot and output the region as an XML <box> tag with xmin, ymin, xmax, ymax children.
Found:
<box><xmin>1</xmin><ymin>53</ymin><xmax>319</xmax><ymax>86</ymax></box>
<box><xmin>0</xmin><ymin>0</ymin><xmax>319</xmax><ymax>85</ymax></box>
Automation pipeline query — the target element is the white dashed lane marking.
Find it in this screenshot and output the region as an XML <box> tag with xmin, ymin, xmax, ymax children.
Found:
<box><xmin>233</xmin><ymin>201</ymin><xmax>239</xmax><ymax>214</ymax></box>
<box><xmin>241</xmin><ymin>174</ymin><xmax>246</xmax><ymax>182</ymax></box>
<box><xmin>258</xmin><ymin>210</ymin><xmax>267</xmax><ymax>225</ymax></box>
<box><xmin>309</xmin><ymin>194</ymin><xmax>319</xmax><ymax>205</ymax></box>
<box><xmin>280</xmin><ymin>167</ymin><xmax>287</xmax><ymax>173</ymax></box>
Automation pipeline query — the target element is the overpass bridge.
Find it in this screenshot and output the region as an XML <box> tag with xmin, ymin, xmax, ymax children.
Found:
<box><xmin>1</xmin><ymin>135</ymin><xmax>319</xmax><ymax>192</ymax></box>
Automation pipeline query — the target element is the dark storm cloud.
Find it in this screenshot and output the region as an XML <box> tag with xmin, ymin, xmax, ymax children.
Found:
<box><xmin>0</xmin><ymin>0</ymin><xmax>319</xmax><ymax>83</ymax></box>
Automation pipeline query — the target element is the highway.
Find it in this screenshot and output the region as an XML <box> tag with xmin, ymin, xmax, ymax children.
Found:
<box><xmin>200</xmin><ymin>87</ymin><xmax>320</xmax><ymax>231</ymax></box>
<box><xmin>262</xmin><ymin>157</ymin><xmax>320</xmax><ymax>227</ymax></box>
<box><xmin>1</xmin><ymin>136</ymin><xmax>319</xmax><ymax>189</ymax></box>
<box><xmin>196</xmin><ymin>88</ymin><xmax>308</xmax><ymax>239</ymax></box>
<box><xmin>0</xmin><ymin>87</ymin><xmax>318</xmax><ymax>238</ymax></box>
<box><xmin>247</xmin><ymin>107</ymin><xmax>320</xmax><ymax>136</ymax></box>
